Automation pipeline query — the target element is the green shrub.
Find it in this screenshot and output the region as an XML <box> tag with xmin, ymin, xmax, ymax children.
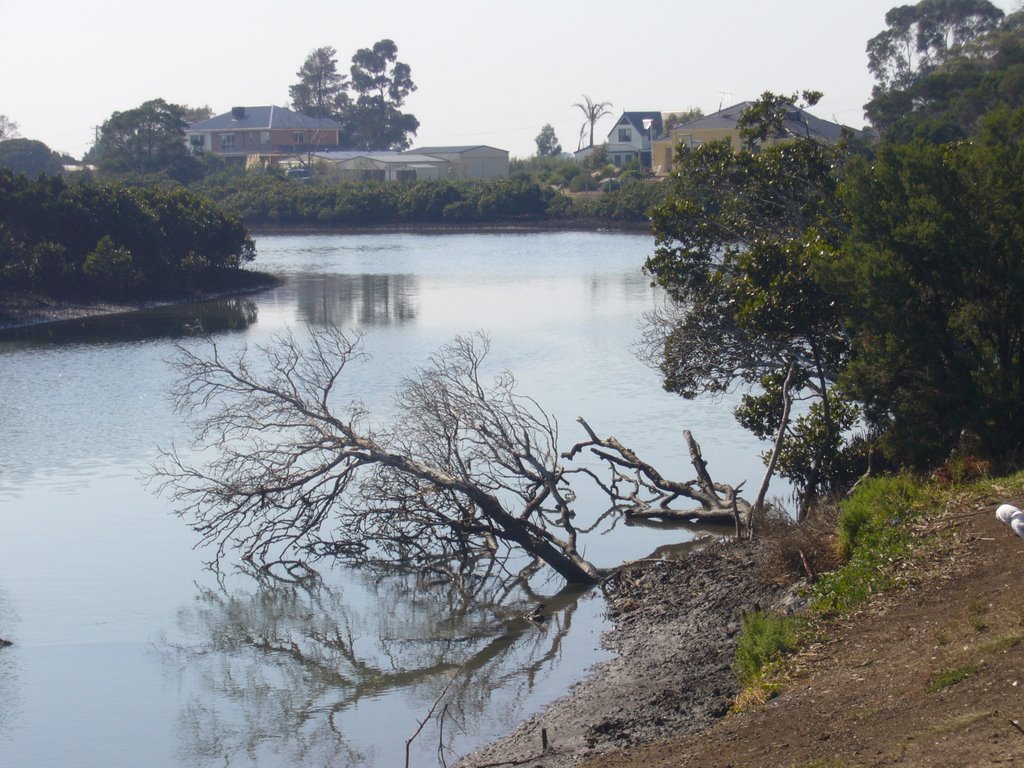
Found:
<box><xmin>733</xmin><ymin>610</ymin><xmax>796</xmax><ymax>686</ymax></box>
<box><xmin>82</xmin><ymin>236</ymin><xmax>142</xmax><ymax>294</ymax></box>
<box><xmin>568</xmin><ymin>173</ymin><xmax>596</xmax><ymax>192</ymax></box>
<box><xmin>0</xmin><ymin>169</ymin><xmax>255</xmax><ymax>299</ymax></box>
<box><xmin>813</xmin><ymin>475</ymin><xmax>932</xmax><ymax>615</ymax></box>
<box><xmin>836</xmin><ymin>475</ymin><xmax>923</xmax><ymax>559</ymax></box>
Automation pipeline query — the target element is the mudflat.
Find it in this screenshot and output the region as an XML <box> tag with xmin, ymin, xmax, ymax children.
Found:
<box><xmin>459</xmin><ymin>495</ymin><xmax>1024</xmax><ymax>768</ymax></box>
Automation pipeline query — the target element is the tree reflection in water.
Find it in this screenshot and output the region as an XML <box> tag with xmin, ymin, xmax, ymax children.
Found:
<box><xmin>163</xmin><ymin>564</ymin><xmax>594</xmax><ymax>767</ymax></box>
<box><xmin>295</xmin><ymin>274</ymin><xmax>417</xmax><ymax>328</ymax></box>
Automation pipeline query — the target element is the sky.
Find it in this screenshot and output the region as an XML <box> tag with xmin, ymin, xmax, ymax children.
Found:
<box><xmin>1</xmin><ymin>0</ymin><xmax>1019</xmax><ymax>161</ymax></box>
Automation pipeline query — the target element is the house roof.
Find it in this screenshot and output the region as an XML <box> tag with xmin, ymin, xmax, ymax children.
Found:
<box><xmin>614</xmin><ymin>112</ymin><xmax>664</xmax><ymax>138</ymax></box>
<box><xmin>409</xmin><ymin>145</ymin><xmax>507</xmax><ymax>155</ymax></box>
<box><xmin>188</xmin><ymin>106</ymin><xmax>343</xmax><ymax>131</ymax></box>
<box><xmin>314</xmin><ymin>151</ymin><xmax>448</xmax><ymax>165</ymax></box>
<box><xmin>673</xmin><ymin>101</ymin><xmax>848</xmax><ymax>141</ymax></box>
<box><xmin>314</xmin><ymin>151</ymin><xmax>401</xmax><ymax>161</ymax></box>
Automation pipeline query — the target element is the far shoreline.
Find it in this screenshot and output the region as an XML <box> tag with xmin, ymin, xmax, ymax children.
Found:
<box><xmin>244</xmin><ymin>219</ymin><xmax>653</xmax><ymax>236</ymax></box>
<box><xmin>0</xmin><ymin>224</ymin><xmax>653</xmax><ymax>332</ymax></box>
<box><xmin>0</xmin><ymin>270</ymin><xmax>281</xmax><ymax>333</ymax></box>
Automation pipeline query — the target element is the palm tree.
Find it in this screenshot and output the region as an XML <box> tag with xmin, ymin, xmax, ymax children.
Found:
<box><xmin>573</xmin><ymin>95</ymin><xmax>613</xmax><ymax>150</ymax></box>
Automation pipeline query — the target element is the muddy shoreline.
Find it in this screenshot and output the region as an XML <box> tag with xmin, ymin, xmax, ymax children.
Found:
<box><xmin>0</xmin><ymin>273</ymin><xmax>279</xmax><ymax>332</ymax></box>
<box><xmin>457</xmin><ymin>540</ymin><xmax>800</xmax><ymax>767</ymax></box>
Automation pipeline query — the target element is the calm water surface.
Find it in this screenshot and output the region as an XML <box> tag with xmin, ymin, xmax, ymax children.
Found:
<box><xmin>0</xmin><ymin>232</ymin><xmax>768</xmax><ymax>767</ymax></box>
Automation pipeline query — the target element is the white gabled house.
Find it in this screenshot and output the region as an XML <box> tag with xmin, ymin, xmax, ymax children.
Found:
<box><xmin>603</xmin><ymin>111</ymin><xmax>664</xmax><ymax>170</ymax></box>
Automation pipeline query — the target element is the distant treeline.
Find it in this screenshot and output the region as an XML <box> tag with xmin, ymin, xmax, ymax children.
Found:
<box><xmin>0</xmin><ymin>170</ymin><xmax>260</xmax><ymax>299</ymax></box>
<box><xmin>195</xmin><ymin>175</ymin><xmax>668</xmax><ymax>228</ymax></box>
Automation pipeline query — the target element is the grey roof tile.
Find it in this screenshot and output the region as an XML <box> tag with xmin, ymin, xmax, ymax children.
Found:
<box><xmin>189</xmin><ymin>106</ymin><xmax>343</xmax><ymax>131</ymax></box>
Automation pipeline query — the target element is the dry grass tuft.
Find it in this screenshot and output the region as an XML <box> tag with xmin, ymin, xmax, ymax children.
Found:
<box><xmin>755</xmin><ymin>502</ymin><xmax>844</xmax><ymax>584</ymax></box>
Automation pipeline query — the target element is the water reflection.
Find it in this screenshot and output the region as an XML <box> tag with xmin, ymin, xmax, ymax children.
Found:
<box><xmin>0</xmin><ymin>297</ymin><xmax>259</xmax><ymax>347</ymax></box>
<box><xmin>295</xmin><ymin>274</ymin><xmax>418</xmax><ymax>327</ymax></box>
<box><xmin>0</xmin><ymin>587</ymin><xmax>18</xmax><ymax>736</ymax></box>
<box><xmin>164</xmin><ymin>566</ymin><xmax>592</xmax><ymax>766</ymax></box>
<box><xmin>0</xmin><ymin>232</ymin><xmax>771</xmax><ymax>768</ymax></box>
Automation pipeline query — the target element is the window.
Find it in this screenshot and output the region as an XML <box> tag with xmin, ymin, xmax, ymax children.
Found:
<box><xmin>261</xmin><ymin>131</ymin><xmax>270</xmax><ymax>144</ymax></box>
<box><xmin>618</xmin><ymin>128</ymin><xmax>632</xmax><ymax>143</ymax></box>
<box><xmin>293</xmin><ymin>131</ymin><xmax>305</xmax><ymax>144</ymax></box>
<box><xmin>189</xmin><ymin>134</ymin><xmax>205</xmax><ymax>149</ymax></box>
<box><xmin>220</xmin><ymin>134</ymin><xmax>235</xmax><ymax>150</ymax></box>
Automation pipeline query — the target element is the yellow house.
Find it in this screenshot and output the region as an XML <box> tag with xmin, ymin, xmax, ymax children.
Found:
<box><xmin>651</xmin><ymin>101</ymin><xmax>851</xmax><ymax>176</ymax></box>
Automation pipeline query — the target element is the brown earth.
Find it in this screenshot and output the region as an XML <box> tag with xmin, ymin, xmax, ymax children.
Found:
<box><xmin>459</xmin><ymin>492</ymin><xmax>1024</xmax><ymax>768</ymax></box>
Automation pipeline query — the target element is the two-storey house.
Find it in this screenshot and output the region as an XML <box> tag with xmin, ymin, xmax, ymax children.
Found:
<box><xmin>186</xmin><ymin>106</ymin><xmax>344</xmax><ymax>167</ymax></box>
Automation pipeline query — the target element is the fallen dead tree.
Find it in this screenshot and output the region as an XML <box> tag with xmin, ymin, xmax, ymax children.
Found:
<box><xmin>565</xmin><ymin>418</ymin><xmax>750</xmax><ymax>529</ymax></box>
<box><xmin>153</xmin><ymin>326</ymin><xmax>755</xmax><ymax>588</ymax></box>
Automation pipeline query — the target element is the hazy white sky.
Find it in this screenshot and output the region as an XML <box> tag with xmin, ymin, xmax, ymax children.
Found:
<box><xmin>1</xmin><ymin>0</ymin><xmax>1018</xmax><ymax>160</ymax></box>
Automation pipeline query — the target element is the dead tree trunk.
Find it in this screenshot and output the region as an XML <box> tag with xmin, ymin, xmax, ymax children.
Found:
<box><xmin>564</xmin><ymin>419</ymin><xmax>752</xmax><ymax>526</ymax></box>
<box><xmin>156</xmin><ymin>327</ymin><xmax>756</xmax><ymax>589</ymax></box>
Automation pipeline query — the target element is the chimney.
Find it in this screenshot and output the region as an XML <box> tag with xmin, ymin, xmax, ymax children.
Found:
<box><xmin>231</xmin><ymin>106</ymin><xmax>246</xmax><ymax>120</ymax></box>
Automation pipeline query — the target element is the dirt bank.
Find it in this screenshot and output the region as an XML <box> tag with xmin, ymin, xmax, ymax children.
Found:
<box><xmin>457</xmin><ymin>540</ymin><xmax>801</xmax><ymax>767</ymax></box>
<box><xmin>459</xmin><ymin>494</ymin><xmax>1024</xmax><ymax>768</ymax></box>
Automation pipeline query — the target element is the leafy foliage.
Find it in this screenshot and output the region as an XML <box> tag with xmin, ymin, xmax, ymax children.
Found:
<box><xmin>0</xmin><ymin>170</ymin><xmax>255</xmax><ymax>299</ymax></box>
<box><xmin>195</xmin><ymin>174</ymin><xmax>654</xmax><ymax>226</ymax></box>
<box><xmin>663</xmin><ymin>107</ymin><xmax>704</xmax><ymax>129</ymax></box>
<box><xmin>0</xmin><ymin>113</ymin><xmax>18</xmax><ymax>141</ymax></box>
<box><xmin>647</xmin><ymin>5</ymin><xmax>1024</xmax><ymax>484</ymax></box>
<box><xmin>346</xmin><ymin>39</ymin><xmax>419</xmax><ymax>150</ymax></box>
<box><xmin>733</xmin><ymin>610</ymin><xmax>796</xmax><ymax>687</ymax></box>
<box><xmin>289</xmin><ymin>46</ymin><xmax>350</xmax><ymax>121</ymax></box>
<box><xmin>866</xmin><ymin>4</ymin><xmax>1022</xmax><ymax>138</ymax></box>
<box><xmin>573</xmin><ymin>95</ymin><xmax>613</xmax><ymax>150</ymax></box>
<box><xmin>92</xmin><ymin>98</ymin><xmax>203</xmax><ymax>183</ymax></box>
<box><xmin>866</xmin><ymin>0</ymin><xmax>1004</xmax><ymax>94</ymax></box>
<box><xmin>0</xmin><ymin>138</ymin><xmax>66</xmax><ymax>176</ymax></box>
<box><xmin>645</xmin><ymin>109</ymin><xmax>861</xmax><ymax>515</ymax></box>
<box><xmin>534</xmin><ymin>124</ymin><xmax>562</xmax><ymax>157</ymax></box>
<box><xmin>831</xmin><ymin>108</ymin><xmax>1024</xmax><ymax>466</ymax></box>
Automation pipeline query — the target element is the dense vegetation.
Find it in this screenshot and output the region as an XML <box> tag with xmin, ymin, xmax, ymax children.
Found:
<box><xmin>0</xmin><ymin>170</ymin><xmax>258</xmax><ymax>299</ymax></box>
<box><xmin>193</xmin><ymin>172</ymin><xmax>666</xmax><ymax>227</ymax></box>
<box><xmin>647</xmin><ymin>2</ymin><xmax>1024</xmax><ymax>493</ymax></box>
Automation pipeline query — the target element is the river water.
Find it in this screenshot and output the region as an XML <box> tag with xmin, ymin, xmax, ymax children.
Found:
<box><xmin>0</xmin><ymin>231</ymin><xmax>768</xmax><ymax>767</ymax></box>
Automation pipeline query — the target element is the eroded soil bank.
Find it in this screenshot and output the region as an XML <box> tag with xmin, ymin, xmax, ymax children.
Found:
<box><xmin>457</xmin><ymin>540</ymin><xmax>799</xmax><ymax>767</ymax></box>
<box><xmin>459</xmin><ymin>497</ymin><xmax>1024</xmax><ymax>768</ymax></box>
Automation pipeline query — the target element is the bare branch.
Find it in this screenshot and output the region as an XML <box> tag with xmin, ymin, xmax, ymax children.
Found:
<box><xmin>563</xmin><ymin>418</ymin><xmax>751</xmax><ymax>525</ymax></box>
<box><xmin>154</xmin><ymin>327</ymin><xmax>755</xmax><ymax>588</ymax></box>
<box><xmin>153</xmin><ymin>327</ymin><xmax>604</xmax><ymax>585</ymax></box>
